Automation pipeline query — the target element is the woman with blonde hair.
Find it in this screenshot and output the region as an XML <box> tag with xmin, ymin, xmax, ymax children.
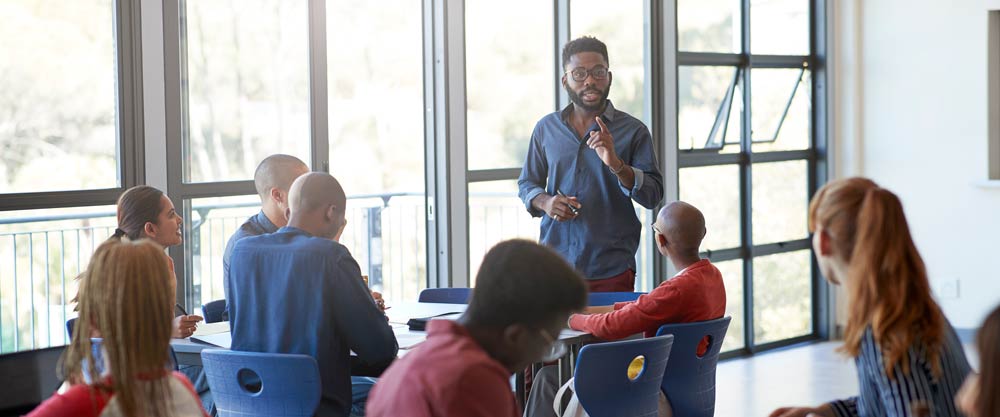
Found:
<box><xmin>771</xmin><ymin>177</ymin><xmax>971</xmax><ymax>417</ymax></box>
<box><xmin>28</xmin><ymin>239</ymin><xmax>208</xmax><ymax>417</ymax></box>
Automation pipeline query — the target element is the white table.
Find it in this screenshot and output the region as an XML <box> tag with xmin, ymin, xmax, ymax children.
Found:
<box><xmin>171</xmin><ymin>302</ymin><xmax>594</xmax><ymax>406</ymax></box>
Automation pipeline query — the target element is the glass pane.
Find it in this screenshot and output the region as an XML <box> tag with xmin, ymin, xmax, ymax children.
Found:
<box><xmin>185</xmin><ymin>195</ymin><xmax>260</xmax><ymax>311</ymax></box>
<box><xmin>753</xmin><ymin>250</ymin><xmax>812</xmax><ymax>344</ymax></box>
<box><xmin>0</xmin><ymin>0</ymin><xmax>118</xmax><ymax>193</ymax></box>
<box><xmin>678</xmin><ymin>66</ymin><xmax>741</xmax><ymax>153</ymax></box>
<box><xmin>326</xmin><ymin>0</ymin><xmax>427</xmax><ymax>304</ymax></box>
<box><xmin>750</xmin><ymin>0</ymin><xmax>810</xmax><ymax>55</ymax></box>
<box><xmin>466</xmin><ymin>0</ymin><xmax>554</xmax><ymax>170</ymax></box>
<box><xmin>0</xmin><ymin>206</ymin><xmax>117</xmax><ymax>353</ymax></box>
<box><xmin>751</xmin><ymin>68</ymin><xmax>811</xmax><ymax>152</ymax></box>
<box><xmin>751</xmin><ymin>160</ymin><xmax>808</xmax><ymax>245</ymax></box>
<box><xmin>678</xmin><ymin>0</ymin><xmax>740</xmax><ymax>53</ymax></box>
<box><xmin>714</xmin><ymin>259</ymin><xmax>744</xmax><ymax>352</ymax></box>
<box><xmin>183</xmin><ymin>0</ymin><xmax>311</xmax><ymax>183</ymax></box>
<box><xmin>571</xmin><ymin>0</ymin><xmax>646</xmax><ymax>121</ymax></box>
<box><xmin>468</xmin><ymin>181</ymin><xmax>542</xmax><ymax>285</ymax></box>
<box><xmin>679</xmin><ymin>165</ymin><xmax>741</xmax><ymax>251</ymax></box>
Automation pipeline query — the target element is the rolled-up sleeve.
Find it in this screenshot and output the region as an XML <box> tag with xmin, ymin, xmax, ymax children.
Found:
<box><xmin>518</xmin><ymin>126</ymin><xmax>548</xmax><ymax>217</ymax></box>
<box><xmin>621</xmin><ymin>127</ymin><xmax>663</xmax><ymax>209</ymax></box>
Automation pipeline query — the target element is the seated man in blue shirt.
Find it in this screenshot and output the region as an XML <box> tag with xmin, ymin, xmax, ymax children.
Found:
<box><xmin>223</xmin><ymin>154</ymin><xmax>309</xmax><ymax>313</ymax></box>
<box><xmin>228</xmin><ymin>172</ymin><xmax>399</xmax><ymax>417</ymax></box>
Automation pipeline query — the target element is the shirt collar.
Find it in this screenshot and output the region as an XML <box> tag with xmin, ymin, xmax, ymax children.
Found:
<box><xmin>560</xmin><ymin>99</ymin><xmax>619</xmax><ymax>124</ymax></box>
<box><xmin>672</xmin><ymin>258</ymin><xmax>710</xmax><ymax>278</ymax></box>
<box><xmin>254</xmin><ymin>210</ymin><xmax>279</xmax><ymax>234</ymax></box>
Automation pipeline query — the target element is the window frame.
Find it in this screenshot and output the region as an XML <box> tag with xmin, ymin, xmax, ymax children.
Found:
<box><xmin>672</xmin><ymin>0</ymin><xmax>831</xmax><ymax>357</ymax></box>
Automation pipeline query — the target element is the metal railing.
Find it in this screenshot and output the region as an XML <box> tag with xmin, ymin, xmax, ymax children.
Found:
<box><xmin>0</xmin><ymin>192</ymin><xmax>652</xmax><ymax>354</ymax></box>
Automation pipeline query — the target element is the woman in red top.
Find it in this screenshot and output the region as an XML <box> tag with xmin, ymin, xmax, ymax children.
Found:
<box><xmin>28</xmin><ymin>239</ymin><xmax>208</xmax><ymax>417</ymax></box>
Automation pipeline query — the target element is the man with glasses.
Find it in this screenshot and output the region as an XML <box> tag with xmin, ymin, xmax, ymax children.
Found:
<box><xmin>518</xmin><ymin>36</ymin><xmax>663</xmax><ymax>292</ymax></box>
<box><xmin>366</xmin><ymin>239</ymin><xmax>588</xmax><ymax>417</ymax></box>
<box><xmin>525</xmin><ymin>201</ymin><xmax>726</xmax><ymax>417</ymax></box>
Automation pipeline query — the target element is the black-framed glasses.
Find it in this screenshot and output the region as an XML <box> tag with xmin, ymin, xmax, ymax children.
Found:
<box><xmin>651</xmin><ymin>223</ymin><xmax>663</xmax><ymax>235</ymax></box>
<box><xmin>566</xmin><ymin>66</ymin><xmax>609</xmax><ymax>82</ymax></box>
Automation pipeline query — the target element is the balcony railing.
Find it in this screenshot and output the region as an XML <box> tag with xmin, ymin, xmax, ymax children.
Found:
<box><xmin>0</xmin><ymin>192</ymin><xmax>652</xmax><ymax>354</ymax></box>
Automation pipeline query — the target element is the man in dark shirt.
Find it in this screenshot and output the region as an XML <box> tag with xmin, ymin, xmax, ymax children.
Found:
<box><xmin>228</xmin><ymin>172</ymin><xmax>398</xmax><ymax>417</ymax></box>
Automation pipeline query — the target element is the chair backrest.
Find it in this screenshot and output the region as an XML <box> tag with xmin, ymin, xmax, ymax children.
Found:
<box><xmin>417</xmin><ymin>288</ymin><xmax>471</xmax><ymax>304</ymax></box>
<box><xmin>574</xmin><ymin>334</ymin><xmax>674</xmax><ymax>417</ymax></box>
<box><xmin>66</xmin><ymin>317</ymin><xmax>77</xmax><ymax>338</ymax></box>
<box><xmin>202</xmin><ymin>349</ymin><xmax>321</xmax><ymax>417</ymax></box>
<box><xmin>202</xmin><ymin>299</ymin><xmax>227</xmax><ymax>323</ymax></box>
<box><xmin>655</xmin><ymin>316</ymin><xmax>732</xmax><ymax>417</ymax></box>
<box><xmin>587</xmin><ymin>292</ymin><xmax>645</xmax><ymax>306</ymax></box>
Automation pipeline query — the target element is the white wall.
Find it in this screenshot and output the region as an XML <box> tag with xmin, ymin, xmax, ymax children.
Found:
<box><xmin>836</xmin><ymin>0</ymin><xmax>1000</xmax><ymax>328</ymax></box>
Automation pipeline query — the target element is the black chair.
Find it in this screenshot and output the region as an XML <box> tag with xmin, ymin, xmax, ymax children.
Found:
<box><xmin>0</xmin><ymin>346</ymin><xmax>66</xmax><ymax>415</ymax></box>
<box><xmin>202</xmin><ymin>299</ymin><xmax>227</xmax><ymax>323</ymax></box>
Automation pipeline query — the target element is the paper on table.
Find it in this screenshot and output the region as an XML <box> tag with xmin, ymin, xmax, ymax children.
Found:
<box><xmin>395</xmin><ymin>332</ymin><xmax>426</xmax><ymax>350</ymax></box>
<box><xmin>193</xmin><ymin>321</ymin><xmax>229</xmax><ymax>337</ymax></box>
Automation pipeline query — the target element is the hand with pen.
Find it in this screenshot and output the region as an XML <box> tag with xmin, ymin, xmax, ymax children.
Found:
<box><xmin>172</xmin><ymin>308</ymin><xmax>204</xmax><ymax>339</ymax></box>
<box><xmin>537</xmin><ymin>189</ymin><xmax>582</xmax><ymax>222</ymax></box>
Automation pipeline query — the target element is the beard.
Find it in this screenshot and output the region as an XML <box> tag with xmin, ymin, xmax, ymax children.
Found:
<box><xmin>565</xmin><ymin>82</ymin><xmax>611</xmax><ymax>112</ymax></box>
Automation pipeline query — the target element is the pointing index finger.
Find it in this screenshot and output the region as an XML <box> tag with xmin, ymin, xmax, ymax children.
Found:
<box><xmin>595</xmin><ymin>116</ymin><xmax>609</xmax><ymax>133</ymax></box>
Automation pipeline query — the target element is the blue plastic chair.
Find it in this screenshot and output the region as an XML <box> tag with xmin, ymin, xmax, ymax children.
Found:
<box><xmin>655</xmin><ymin>316</ymin><xmax>732</xmax><ymax>417</ymax></box>
<box><xmin>587</xmin><ymin>291</ymin><xmax>645</xmax><ymax>306</ymax></box>
<box><xmin>202</xmin><ymin>299</ymin><xmax>227</xmax><ymax>323</ymax></box>
<box><xmin>418</xmin><ymin>288</ymin><xmax>471</xmax><ymax>304</ymax></box>
<box><xmin>573</xmin><ymin>334</ymin><xmax>674</xmax><ymax>417</ymax></box>
<box><xmin>201</xmin><ymin>349</ymin><xmax>321</xmax><ymax>417</ymax></box>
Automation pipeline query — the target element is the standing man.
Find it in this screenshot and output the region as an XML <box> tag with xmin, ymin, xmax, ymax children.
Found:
<box><xmin>518</xmin><ymin>36</ymin><xmax>663</xmax><ymax>292</ymax></box>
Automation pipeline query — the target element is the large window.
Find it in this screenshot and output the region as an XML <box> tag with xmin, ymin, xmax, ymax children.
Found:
<box><xmin>0</xmin><ymin>0</ymin><xmax>139</xmax><ymax>354</ymax></box>
<box><xmin>676</xmin><ymin>0</ymin><xmax>825</xmax><ymax>353</ymax></box>
<box><xmin>174</xmin><ymin>0</ymin><xmax>428</xmax><ymax>308</ymax></box>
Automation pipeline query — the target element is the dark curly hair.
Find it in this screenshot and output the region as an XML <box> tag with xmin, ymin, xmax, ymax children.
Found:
<box><xmin>562</xmin><ymin>36</ymin><xmax>609</xmax><ymax>69</ymax></box>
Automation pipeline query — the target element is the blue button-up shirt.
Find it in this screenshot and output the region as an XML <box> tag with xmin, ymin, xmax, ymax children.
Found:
<box><xmin>518</xmin><ymin>101</ymin><xmax>663</xmax><ymax>280</ymax></box>
<box><xmin>222</xmin><ymin>210</ymin><xmax>278</xmax><ymax>316</ymax></box>
<box><xmin>228</xmin><ymin>227</ymin><xmax>398</xmax><ymax>416</ymax></box>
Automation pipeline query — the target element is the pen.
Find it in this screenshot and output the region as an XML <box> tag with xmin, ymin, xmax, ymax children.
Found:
<box><xmin>556</xmin><ymin>190</ymin><xmax>580</xmax><ymax>215</ymax></box>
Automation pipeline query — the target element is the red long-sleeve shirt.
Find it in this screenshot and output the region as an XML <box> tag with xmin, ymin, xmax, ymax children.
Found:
<box><xmin>569</xmin><ymin>259</ymin><xmax>726</xmax><ymax>353</ymax></box>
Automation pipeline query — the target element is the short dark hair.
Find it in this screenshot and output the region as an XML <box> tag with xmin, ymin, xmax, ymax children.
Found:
<box><xmin>464</xmin><ymin>240</ymin><xmax>588</xmax><ymax>329</ymax></box>
<box><xmin>562</xmin><ymin>36</ymin><xmax>609</xmax><ymax>69</ymax></box>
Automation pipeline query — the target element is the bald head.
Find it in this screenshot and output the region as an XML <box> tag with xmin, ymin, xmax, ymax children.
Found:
<box><xmin>655</xmin><ymin>201</ymin><xmax>706</xmax><ymax>257</ymax></box>
<box><xmin>288</xmin><ymin>172</ymin><xmax>347</xmax><ymax>216</ymax></box>
<box><xmin>253</xmin><ymin>154</ymin><xmax>309</xmax><ymax>201</ymax></box>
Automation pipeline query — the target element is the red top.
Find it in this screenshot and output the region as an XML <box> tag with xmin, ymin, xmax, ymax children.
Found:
<box><xmin>569</xmin><ymin>259</ymin><xmax>726</xmax><ymax>354</ymax></box>
<box><xmin>367</xmin><ymin>320</ymin><xmax>519</xmax><ymax>417</ymax></box>
<box><xmin>27</xmin><ymin>371</ymin><xmax>208</xmax><ymax>417</ymax></box>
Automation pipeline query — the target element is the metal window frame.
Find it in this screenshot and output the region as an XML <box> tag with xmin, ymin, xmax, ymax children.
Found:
<box><xmin>673</xmin><ymin>0</ymin><xmax>831</xmax><ymax>356</ymax></box>
<box><xmin>0</xmin><ymin>0</ymin><xmax>145</xmax><ymax>214</ymax></box>
<box><xmin>162</xmin><ymin>0</ymin><xmax>331</xmax><ymax>309</ymax></box>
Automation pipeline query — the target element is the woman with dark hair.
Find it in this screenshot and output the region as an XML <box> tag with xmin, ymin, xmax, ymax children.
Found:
<box><xmin>771</xmin><ymin>177</ymin><xmax>971</xmax><ymax>417</ymax></box>
<box><xmin>956</xmin><ymin>303</ymin><xmax>1000</xmax><ymax>417</ymax></box>
<box><xmin>111</xmin><ymin>185</ymin><xmax>201</xmax><ymax>338</ymax></box>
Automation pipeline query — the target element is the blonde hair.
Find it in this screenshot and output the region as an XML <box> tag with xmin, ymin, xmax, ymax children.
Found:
<box><xmin>62</xmin><ymin>238</ymin><xmax>176</xmax><ymax>417</ymax></box>
<box><xmin>809</xmin><ymin>177</ymin><xmax>945</xmax><ymax>379</ymax></box>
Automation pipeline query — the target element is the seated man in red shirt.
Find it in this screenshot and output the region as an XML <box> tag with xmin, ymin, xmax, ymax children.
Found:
<box><xmin>525</xmin><ymin>201</ymin><xmax>726</xmax><ymax>417</ymax></box>
<box><xmin>366</xmin><ymin>239</ymin><xmax>588</xmax><ymax>417</ymax></box>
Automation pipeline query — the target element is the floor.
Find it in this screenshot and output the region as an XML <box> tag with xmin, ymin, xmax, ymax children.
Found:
<box><xmin>713</xmin><ymin>341</ymin><xmax>979</xmax><ymax>417</ymax></box>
